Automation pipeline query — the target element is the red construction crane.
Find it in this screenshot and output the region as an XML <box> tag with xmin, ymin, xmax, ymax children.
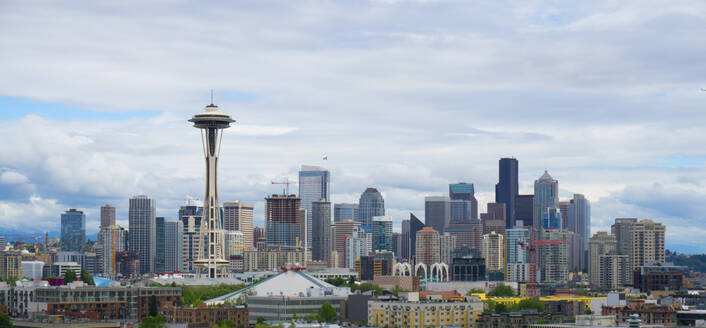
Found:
<box><xmin>517</xmin><ymin>236</ymin><xmax>568</xmax><ymax>297</ymax></box>
<box><xmin>271</xmin><ymin>177</ymin><xmax>296</xmax><ymax>195</ymax></box>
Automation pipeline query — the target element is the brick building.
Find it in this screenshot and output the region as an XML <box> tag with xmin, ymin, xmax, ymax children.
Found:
<box><xmin>167</xmin><ymin>302</ymin><xmax>248</xmax><ymax>328</ymax></box>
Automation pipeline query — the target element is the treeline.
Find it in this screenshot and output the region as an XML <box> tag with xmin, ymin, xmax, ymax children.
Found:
<box><xmin>666</xmin><ymin>250</ymin><xmax>706</xmax><ymax>273</ymax></box>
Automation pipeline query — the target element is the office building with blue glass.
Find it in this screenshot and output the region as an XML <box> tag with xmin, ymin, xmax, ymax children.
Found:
<box><xmin>61</xmin><ymin>209</ymin><xmax>85</xmax><ymax>252</ymax></box>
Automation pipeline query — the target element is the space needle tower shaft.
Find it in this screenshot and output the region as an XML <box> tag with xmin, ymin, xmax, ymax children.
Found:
<box><xmin>189</xmin><ymin>97</ymin><xmax>235</xmax><ymax>278</ymax></box>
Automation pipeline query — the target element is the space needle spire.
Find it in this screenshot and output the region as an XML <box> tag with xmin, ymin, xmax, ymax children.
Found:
<box><xmin>189</xmin><ymin>95</ymin><xmax>234</xmax><ymax>278</ymax></box>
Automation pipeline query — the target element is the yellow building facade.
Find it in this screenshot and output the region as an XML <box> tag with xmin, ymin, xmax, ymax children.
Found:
<box><xmin>368</xmin><ymin>299</ymin><xmax>483</xmax><ymax>328</ymax></box>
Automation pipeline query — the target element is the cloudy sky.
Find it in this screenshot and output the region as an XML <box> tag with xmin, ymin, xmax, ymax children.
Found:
<box><xmin>1</xmin><ymin>1</ymin><xmax>705</xmax><ymax>252</ymax></box>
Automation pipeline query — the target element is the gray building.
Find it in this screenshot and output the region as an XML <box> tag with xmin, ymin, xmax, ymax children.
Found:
<box><xmin>61</xmin><ymin>209</ymin><xmax>85</xmax><ymax>252</ymax></box>
<box><xmin>408</xmin><ymin>213</ymin><xmax>424</xmax><ymax>260</ymax></box>
<box><xmin>425</xmin><ymin>196</ymin><xmax>450</xmax><ymax>234</ymax></box>
<box><xmin>401</xmin><ymin>220</ymin><xmax>411</xmax><ymax>260</ymax></box>
<box><xmin>222</xmin><ymin>201</ymin><xmax>254</xmax><ymax>250</ymax></box>
<box><xmin>611</xmin><ymin>218</ymin><xmax>637</xmax><ymax>256</ymax></box>
<box><xmin>129</xmin><ymin>195</ymin><xmax>156</xmax><ymax>274</ymax></box>
<box><xmin>334</xmin><ymin>203</ymin><xmax>358</xmax><ymax>223</ymax></box>
<box><xmin>311</xmin><ymin>200</ymin><xmax>331</xmax><ymax>263</ymax></box>
<box><xmin>299</xmin><ymin>165</ymin><xmax>330</xmax><ymax>249</ymax></box>
<box><xmin>164</xmin><ymin>219</ymin><xmax>183</xmax><ymax>272</ymax></box>
<box><xmin>495</xmin><ymin>158</ymin><xmax>518</xmax><ymax>229</ymax></box>
<box><xmin>100</xmin><ymin>204</ymin><xmax>115</xmax><ymax>229</ymax></box>
<box><xmin>358</xmin><ymin>188</ymin><xmax>384</xmax><ymax>227</ymax></box>
<box><xmin>568</xmin><ymin>194</ymin><xmax>591</xmax><ymax>272</ymax></box>
<box><xmin>533</xmin><ymin>171</ymin><xmax>559</xmax><ymax>230</ymax></box>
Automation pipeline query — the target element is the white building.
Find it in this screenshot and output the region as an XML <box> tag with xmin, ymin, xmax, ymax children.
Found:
<box><xmin>21</xmin><ymin>261</ymin><xmax>44</xmax><ymax>280</ymax></box>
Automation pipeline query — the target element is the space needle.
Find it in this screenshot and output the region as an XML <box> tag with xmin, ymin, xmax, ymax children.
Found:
<box><xmin>189</xmin><ymin>95</ymin><xmax>234</xmax><ymax>278</ymax></box>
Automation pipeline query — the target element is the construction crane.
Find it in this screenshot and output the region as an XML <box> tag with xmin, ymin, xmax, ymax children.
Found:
<box><xmin>517</xmin><ymin>236</ymin><xmax>568</xmax><ymax>297</ymax></box>
<box><xmin>271</xmin><ymin>176</ymin><xmax>323</xmax><ymax>195</ymax></box>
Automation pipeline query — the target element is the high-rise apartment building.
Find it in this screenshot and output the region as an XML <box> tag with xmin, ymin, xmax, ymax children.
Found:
<box><xmin>359</xmin><ymin>188</ymin><xmax>384</xmax><ymax>227</ymax></box>
<box><xmin>129</xmin><ymin>195</ymin><xmax>156</xmax><ymax>274</ymax></box>
<box><xmin>515</xmin><ymin>195</ymin><xmax>534</xmax><ymax>228</ymax></box>
<box><xmin>483</xmin><ymin>232</ymin><xmax>504</xmax><ymax>271</ymax></box>
<box><xmin>345</xmin><ymin>230</ymin><xmax>368</xmax><ymax>268</ymax></box>
<box><xmin>372</xmin><ymin>216</ymin><xmax>392</xmax><ymax>252</ymax></box>
<box><xmin>334</xmin><ymin>203</ymin><xmax>359</xmax><ymax>223</ymax></box>
<box><xmin>629</xmin><ymin>219</ymin><xmax>666</xmax><ymax>273</ymax></box>
<box><xmin>440</xmin><ymin>233</ymin><xmax>456</xmax><ymax>264</ymax></box>
<box><xmin>589</xmin><ymin>231</ymin><xmax>617</xmax><ymax>287</ymax></box>
<box><xmin>415</xmin><ymin>227</ymin><xmax>440</xmax><ymax>266</ymax></box>
<box><xmin>533</xmin><ymin>171</ymin><xmax>559</xmax><ymax>230</ymax></box>
<box><xmin>181</xmin><ymin>213</ymin><xmax>202</xmax><ymax>272</ymax></box>
<box><xmin>425</xmin><ymin>196</ymin><xmax>450</xmax><ymax>234</ymax></box>
<box><xmin>299</xmin><ymin>165</ymin><xmax>330</xmax><ymax>247</ymax></box>
<box><xmin>568</xmin><ymin>194</ymin><xmax>591</xmax><ymax>272</ymax></box>
<box><xmin>331</xmin><ymin>219</ymin><xmax>361</xmax><ymax>267</ymax></box>
<box><xmin>311</xmin><ymin>200</ymin><xmax>331</xmax><ymax>263</ymax></box>
<box><xmin>164</xmin><ymin>219</ymin><xmax>183</xmax><ymax>273</ymax></box>
<box><xmin>265</xmin><ymin>194</ymin><xmax>305</xmax><ymax>249</ymax></box>
<box><xmin>505</xmin><ymin>222</ymin><xmax>530</xmax><ymax>282</ymax></box>
<box><xmin>496</xmin><ymin>158</ymin><xmax>519</xmax><ymax>229</ymax></box>
<box><xmin>611</xmin><ymin>218</ymin><xmax>637</xmax><ymax>256</ymax></box>
<box><xmin>61</xmin><ymin>209</ymin><xmax>86</xmax><ymax>252</ymax></box>
<box><xmin>409</xmin><ymin>213</ymin><xmax>425</xmax><ymax>260</ymax></box>
<box><xmin>98</xmin><ymin>225</ymin><xmax>128</xmax><ymax>278</ymax></box>
<box><xmin>538</xmin><ymin>229</ymin><xmax>571</xmax><ymax>284</ymax></box>
<box><xmin>222</xmin><ymin>201</ymin><xmax>254</xmax><ymax>250</ymax></box>
<box><xmin>599</xmin><ymin>254</ymin><xmax>630</xmax><ymax>290</ymax></box>
<box><xmin>100</xmin><ymin>205</ymin><xmax>116</xmax><ymax>229</ymax></box>
<box><xmin>449</xmin><ymin>183</ymin><xmax>478</xmax><ymax>220</ymax></box>
<box><xmin>0</xmin><ymin>251</ymin><xmax>22</xmax><ymax>279</ymax></box>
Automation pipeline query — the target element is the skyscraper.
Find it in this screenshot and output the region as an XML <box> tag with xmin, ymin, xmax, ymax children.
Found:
<box><xmin>331</xmin><ymin>219</ymin><xmax>361</xmax><ymax>267</ymax></box>
<box><xmin>483</xmin><ymin>231</ymin><xmax>505</xmax><ymax>272</ymax></box>
<box><xmin>611</xmin><ymin>218</ymin><xmax>637</xmax><ymax>256</ymax></box>
<box><xmin>253</xmin><ymin>226</ymin><xmax>266</xmax><ymax>251</ymax></box>
<box><xmin>299</xmin><ymin>165</ymin><xmax>330</xmax><ymax>247</ymax></box>
<box><xmin>129</xmin><ymin>195</ymin><xmax>156</xmax><ymax>274</ymax></box>
<box><xmin>265</xmin><ymin>194</ymin><xmax>305</xmax><ymax>249</ymax></box>
<box><xmin>181</xmin><ymin>212</ymin><xmax>202</xmax><ymax>272</ymax></box>
<box><xmin>425</xmin><ymin>196</ymin><xmax>450</xmax><ymax>234</ymax></box>
<box><xmin>483</xmin><ymin>202</ymin><xmax>507</xmax><ymax>235</ymax></box>
<box><xmin>506</xmin><ymin>221</ymin><xmax>530</xmax><ymax>282</ymax></box>
<box><xmin>415</xmin><ymin>227</ymin><xmax>440</xmax><ymax>266</ymax></box>
<box><xmin>589</xmin><ymin>231</ymin><xmax>616</xmax><ymax>287</ymax></box>
<box><xmin>155</xmin><ymin>217</ymin><xmax>166</xmax><ymax>273</ymax></box>
<box><xmin>401</xmin><ymin>220</ymin><xmax>411</xmax><ymax>260</ymax></box>
<box><xmin>541</xmin><ymin>206</ymin><xmax>563</xmax><ymax>230</ymax></box>
<box><xmin>61</xmin><ymin>209</ymin><xmax>85</xmax><ymax>252</ymax></box>
<box><xmin>568</xmin><ymin>194</ymin><xmax>591</xmax><ymax>272</ymax></box>
<box><xmin>628</xmin><ymin>219</ymin><xmax>666</xmax><ymax>273</ymax></box>
<box><xmin>539</xmin><ymin>229</ymin><xmax>571</xmax><ymax>283</ymax></box>
<box><xmin>345</xmin><ymin>230</ymin><xmax>368</xmax><ymax>268</ymax></box>
<box><xmin>449</xmin><ymin>183</ymin><xmax>478</xmax><ymax>220</ymax></box>
<box><xmin>533</xmin><ymin>171</ymin><xmax>559</xmax><ymax>230</ymax></box>
<box><xmin>515</xmin><ymin>195</ymin><xmax>534</xmax><ymax>228</ymax></box>
<box><xmin>223</xmin><ymin>201</ymin><xmax>254</xmax><ymax>250</ymax></box>
<box><xmin>100</xmin><ymin>205</ymin><xmax>115</xmax><ymax>229</ymax></box>
<box><xmin>439</xmin><ymin>233</ymin><xmax>456</xmax><ymax>264</ymax></box>
<box><xmin>358</xmin><ymin>188</ymin><xmax>384</xmax><ymax>227</ymax></box>
<box><xmin>449</xmin><ymin>200</ymin><xmax>473</xmax><ymax>224</ymax></box>
<box><xmin>391</xmin><ymin>232</ymin><xmax>402</xmax><ymax>259</ymax></box>
<box><xmin>372</xmin><ymin>216</ymin><xmax>392</xmax><ymax>252</ymax></box>
<box><xmin>311</xmin><ymin>200</ymin><xmax>331</xmax><ymax>263</ymax></box>
<box><xmin>164</xmin><ymin>219</ymin><xmax>183</xmax><ymax>273</ymax></box>
<box><xmin>98</xmin><ymin>225</ymin><xmax>127</xmax><ymax>278</ymax></box>
<box><xmin>334</xmin><ymin>203</ymin><xmax>358</xmax><ymax>223</ymax></box>
<box><xmin>189</xmin><ymin>101</ymin><xmax>234</xmax><ymax>278</ymax></box>
<box><xmin>409</xmin><ymin>213</ymin><xmax>425</xmax><ymax>260</ymax></box>
<box><xmin>495</xmin><ymin>158</ymin><xmax>519</xmax><ymax>229</ymax></box>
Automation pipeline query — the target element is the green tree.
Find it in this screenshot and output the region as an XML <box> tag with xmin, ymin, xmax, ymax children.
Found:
<box><xmin>319</xmin><ymin>302</ymin><xmax>337</xmax><ymax>323</ymax></box>
<box><xmin>63</xmin><ymin>269</ymin><xmax>77</xmax><ymax>284</ymax></box>
<box><xmin>347</xmin><ymin>275</ymin><xmax>357</xmax><ymax>285</ymax></box>
<box><xmin>484</xmin><ymin>300</ymin><xmax>497</xmax><ymax>313</ymax></box>
<box><xmin>0</xmin><ymin>312</ymin><xmax>14</xmax><ymax>328</ymax></box>
<box><xmin>495</xmin><ymin>303</ymin><xmax>508</xmax><ymax>313</ymax></box>
<box><xmin>512</xmin><ymin>299</ymin><xmax>545</xmax><ymax>313</ymax></box>
<box><xmin>80</xmin><ymin>269</ymin><xmax>94</xmax><ymax>285</ymax></box>
<box><xmin>585</xmin><ymin>308</ymin><xmax>594</xmax><ymax>315</ymax></box>
<box><xmin>139</xmin><ymin>315</ymin><xmax>166</xmax><ymax>328</ymax></box>
<box><xmin>149</xmin><ymin>295</ymin><xmax>159</xmax><ymax>317</ymax></box>
<box><xmin>256</xmin><ymin>317</ymin><xmax>267</xmax><ymax>325</ymax></box>
<box><xmin>486</xmin><ymin>284</ymin><xmax>515</xmax><ymax>297</ymax></box>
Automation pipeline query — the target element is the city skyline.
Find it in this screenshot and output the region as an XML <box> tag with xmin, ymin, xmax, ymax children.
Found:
<box><xmin>1</xmin><ymin>1</ymin><xmax>705</xmax><ymax>254</ymax></box>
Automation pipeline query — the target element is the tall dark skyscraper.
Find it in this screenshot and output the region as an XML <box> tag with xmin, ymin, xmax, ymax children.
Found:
<box><xmin>61</xmin><ymin>209</ymin><xmax>85</xmax><ymax>252</ymax></box>
<box><xmin>409</xmin><ymin>213</ymin><xmax>424</xmax><ymax>260</ymax></box>
<box><xmin>155</xmin><ymin>217</ymin><xmax>166</xmax><ymax>273</ymax></box>
<box><xmin>495</xmin><ymin>157</ymin><xmax>519</xmax><ymax>229</ymax></box>
<box><xmin>129</xmin><ymin>195</ymin><xmax>156</xmax><ymax>274</ymax></box>
<box><xmin>515</xmin><ymin>194</ymin><xmax>534</xmax><ymax>227</ymax></box>
<box><xmin>358</xmin><ymin>188</ymin><xmax>384</xmax><ymax>227</ymax></box>
<box><xmin>425</xmin><ymin>196</ymin><xmax>450</xmax><ymax>234</ymax></box>
<box><xmin>311</xmin><ymin>200</ymin><xmax>331</xmax><ymax>263</ymax></box>
<box><xmin>298</xmin><ymin>165</ymin><xmax>330</xmax><ymax>247</ymax></box>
